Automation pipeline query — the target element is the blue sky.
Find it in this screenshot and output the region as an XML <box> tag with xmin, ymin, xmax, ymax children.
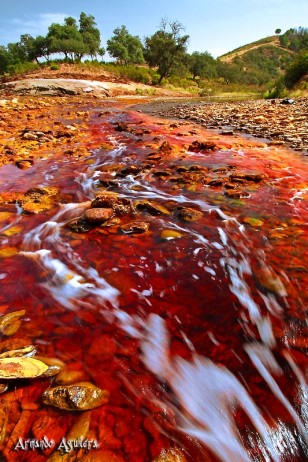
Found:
<box><xmin>0</xmin><ymin>0</ymin><xmax>307</xmax><ymax>57</ymax></box>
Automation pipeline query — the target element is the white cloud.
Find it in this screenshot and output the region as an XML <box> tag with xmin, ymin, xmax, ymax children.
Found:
<box><xmin>0</xmin><ymin>13</ymin><xmax>70</xmax><ymax>45</ymax></box>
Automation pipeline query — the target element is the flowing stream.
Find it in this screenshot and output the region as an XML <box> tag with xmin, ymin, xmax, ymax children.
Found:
<box><xmin>0</xmin><ymin>101</ymin><xmax>307</xmax><ymax>461</ymax></box>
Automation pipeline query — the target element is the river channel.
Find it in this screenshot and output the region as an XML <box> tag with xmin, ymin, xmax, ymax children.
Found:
<box><xmin>0</xmin><ymin>98</ymin><xmax>307</xmax><ymax>461</ymax></box>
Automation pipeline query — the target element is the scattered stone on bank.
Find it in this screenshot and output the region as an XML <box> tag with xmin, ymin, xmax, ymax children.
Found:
<box><xmin>139</xmin><ymin>98</ymin><xmax>308</xmax><ymax>154</ymax></box>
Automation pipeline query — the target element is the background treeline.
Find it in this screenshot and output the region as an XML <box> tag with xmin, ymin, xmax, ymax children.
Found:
<box><xmin>0</xmin><ymin>13</ymin><xmax>307</xmax><ymax>96</ymax></box>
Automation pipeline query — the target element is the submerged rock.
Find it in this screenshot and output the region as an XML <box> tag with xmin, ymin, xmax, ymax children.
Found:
<box><xmin>243</xmin><ymin>217</ymin><xmax>264</xmax><ymax>227</ymax></box>
<box><xmin>42</xmin><ymin>382</ymin><xmax>109</xmax><ymax>411</ymax></box>
<box><xmin>0</xmin><ymin>310</ymin><xmax>26</xmax><ymax>336</ymax></box>
<box><xmin>160</xmin><ymin>229</ymin><xmax>183</xmax><ymax>240</ymax></box>
<box><xmin>120</xmin><ymin>221</ymin><xmax>150</xmax><ymax>234</ymax></box>
<box><xmin>67</xmin><ymin>218</ymin><xmax>93</xmax><ymax>233</ymax></box>
<box><xmin>177</xmin><ymin>207</ymin><xmax>203</xmax><ymax>222</ymax></box>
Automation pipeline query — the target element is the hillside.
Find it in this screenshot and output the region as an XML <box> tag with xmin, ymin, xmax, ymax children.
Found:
<box><xmin>219</xmin><ymin>35</ymin><xmax>294</xmax><ymax>63</ymax></box>
<box><xmin>217</xmin><ymin>31</ymin><xmax>308</xmax><ymax>87</ymax></box>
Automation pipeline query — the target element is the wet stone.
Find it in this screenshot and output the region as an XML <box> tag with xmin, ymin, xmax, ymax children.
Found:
<box><xmin>117</xmin><ymin>165</ymin><xmax>142</xmax><ymax>177</ymax></box>
<box><xmin>135</xmin><ymin>200</ymin><xmax>170</xmax><ymax>216</ymax></box>
<box><xmin>177</xmin><ymin>207</ymin><xmax>203</xmax><ymax>222</ymax></box>
<box><xmin>42</xmin><ymin>382</ymin><xmax>110</xmax><ymax>411</ymax></box>
<box><xmin>55</xmin><ymin>369</ymin><xmax>86</xmax><ymax>385</ymax></box>
<box><xmin>160</xmin><ymin>229</ymin><xmax>183</xmax><ymax>240</ymax></box>
<box><xmin>15</xmin><ymin>159</ymin><xmax>33</xmax><ymax>169</ymax></box>
<box><xmin>22</xmin><ymin>132</ymin><xmax>38</xmax><ymax>141</ymax></box>
<box><xmin>230</xmin><ymin>172</ymin><xmax>267</xmax><ymax>182</ymax></box>
<box><xmin>224</xmin><ymin>189</ymin><xmax>249</xmax><ymax>198</ymax></box>
<box><xmin>84</xmin><ymin>208</ymin><xmax>114</xmax><ymax>224</ymax></box>
<box><xmin>188</xmin><ymin>140</ymin><xmax>217</xmax><ymax>151</ymax></box>
<box><xmin>91</xmin><ymin>192</ymin><xmax>131</xmax><ymax>215</ymax></box>
<box><xmin>159</xmin><ymin>141</ymin><xmax>173</xmax><ymax>154</ymax></box>
<box><xmin>67</xmin><ymin>218</ymin><xmax>93</xmax><ymax>233</ymax></box>
<box><xmin>120</xmin><ymin>221</ymin><xmax>150</xmax><ymax>234</ymax></box>
<box><xmin>34</xmin><ymin>356</ymin><xmax>66</xmax><ymax>378</ymax></box>
<box><xmin>147</xmin><ymin>153</ymin><xmax>162</xmax><ymax>161</ymax></box>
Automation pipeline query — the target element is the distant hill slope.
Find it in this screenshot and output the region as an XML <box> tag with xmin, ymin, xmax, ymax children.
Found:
<box><xmin>219</xmin><ymin>35</ymin><xmax>294</xmax><ymax>63</ymax></box>
<box><xmin>217</xmin><ymin>33</ymin><xmax>304</xmax><ymax>86</ymax></box>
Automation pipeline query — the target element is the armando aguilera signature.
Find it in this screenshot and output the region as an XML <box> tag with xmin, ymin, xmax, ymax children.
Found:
<box><xmin>14</xmin><ymin>436</ymin><xmax>99</xmax><ymax>452</ymax></box>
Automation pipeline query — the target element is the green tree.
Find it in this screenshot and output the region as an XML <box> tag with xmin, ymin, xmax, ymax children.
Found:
<box><xmin>275</xmin><ymin>28</ymin><xmax>282</xmax><ymax>35</ymax></box>
<box><xmin>0</xmin><ymin>46</ymin><xmax>10</xmax><ymax>73</ymax></box>
<box><xmin>284</xmin><ymin>52</ymin><xmax>308</xmax><ymax>88</ymax></box>
<box><xmin>144</xmin><ymin>19</ymin><xmax>189</xmax><ymax>84</ymax></box>
<box><xmin>189</xmin><ymin>51</ymin><xmax>217</xmax><ymax>80</ymax></box>
<box><xmin>46</xmin><ymin>13</ymin><xmax>102</xmax><ymax>61</ymax></box>
<box><xmin>47</xmin><ymin>20</ymin><xmax>84</xmax><ymax>60</ymax></box>
<box><xmin>107</xmin><ymin>25</ymin><xmax>144</xmax><ymax>65</ymax></box>
<box><xmin>79</xmin><ymin>12</ymin><xmax>103</xmax><ymax>59</ymax></box>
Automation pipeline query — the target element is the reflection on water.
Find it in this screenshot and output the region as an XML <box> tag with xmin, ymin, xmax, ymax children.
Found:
<box><xmin>0</xmin><ymin>102</ymin><xmax>307</xmax><ymax>461</ymax></box>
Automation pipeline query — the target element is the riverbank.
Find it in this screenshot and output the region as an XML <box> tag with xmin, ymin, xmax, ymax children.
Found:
<box><xmin>133</xmin><ymin>97</ymin><xmax>308</xmax><ymax>155</ymax></box>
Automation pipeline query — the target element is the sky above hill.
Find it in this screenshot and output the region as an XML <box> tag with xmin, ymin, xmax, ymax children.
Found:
<box><xmin>0</xmin><ymin>0</ymin><xmax>307</xmax><ymax>57</ymax></box>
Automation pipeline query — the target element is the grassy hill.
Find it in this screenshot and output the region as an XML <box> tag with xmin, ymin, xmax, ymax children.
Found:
<box><xmin>216</xmin><ymin>29</ymin><xmax>307</xmax><ymax>90</ymax></box>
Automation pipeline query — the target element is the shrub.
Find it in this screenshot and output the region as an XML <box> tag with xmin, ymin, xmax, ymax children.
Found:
<box><xmin>6</xmin><ymin>62</ymin><xmax>39</xmax><ymax>75</ymax></box>
<box><xmin>50</xmin><ymin>63</ymin><xmax>59</xmax><ymax>70</ymax></box>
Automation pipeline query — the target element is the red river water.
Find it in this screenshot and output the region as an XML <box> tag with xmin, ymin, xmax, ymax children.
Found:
<box><xmin>0</xmin><ymin>101</ymin><xmax>307</xmax><ymax>461</ymax></box>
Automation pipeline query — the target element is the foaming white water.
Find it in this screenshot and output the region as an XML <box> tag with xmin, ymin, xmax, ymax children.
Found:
<box><xmin>20</xmin><ymin>249</ymin><xmax>119</xmax><ymax>310</ymax></box>
<box><xmin>20</xmin><ymin>200</ymin><xmax>119</xmax><ymax>310</ymax></box>
<box><xmin>116</xmin><ymin>312</ymin><xmax>280</xmax><ymax>462</ymax></box>
<box><xmin>23</xmin><ymin>202</ymin><xmax>90</xmax><ymax>251</ymax></box>
<box><xmin>245</xmin><ymin>343</ymin><xmax>308</xmax><ymax>445</ymax></box>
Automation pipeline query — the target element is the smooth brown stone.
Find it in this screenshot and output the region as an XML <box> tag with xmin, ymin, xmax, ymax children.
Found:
<box><xmin>35</xmin><ymin>356</ymin><xmax>66</xmax><ymax>377</ymax></box>
<box><xmin>84</xmin><ymin>208</ymin><xmax>114</xmax><ymax>224</ymax></box>
<box><xmin>55</xmin><ymin>369</ymin><xmax>86</xmax><ymax>385</ymax></box>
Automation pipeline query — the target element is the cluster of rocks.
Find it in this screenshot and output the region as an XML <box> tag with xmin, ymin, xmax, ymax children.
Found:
<box><xmin>0</xmin><ymin>310</ymin><xmax>109</xmax><ymax>413</ymax></box>
<box><xmin>143</xmin><ymin>98</ymin><xmax>308</xmax><ymax>154</ymax></box>
<box><xmin>68</xmin><ymin>190</ymin><xmax>204</xmax><ymax>239</ymax></box>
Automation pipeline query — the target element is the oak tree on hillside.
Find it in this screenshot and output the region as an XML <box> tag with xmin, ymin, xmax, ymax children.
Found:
<box><xmin>144</xmin><ymin>19</ymin><xmax>189</xmax><ymax>83</ymax></box>
<box><xmin>107</xmin><ymin>26</ymin><xmax>144</xmax><ymax>65</ymax></box>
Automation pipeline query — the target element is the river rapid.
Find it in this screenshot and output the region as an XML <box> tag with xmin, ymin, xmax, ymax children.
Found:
<box><xmin>0</xmin><ymin>98</ymin><xmax>307</xmax><ymax>462</ymax></box>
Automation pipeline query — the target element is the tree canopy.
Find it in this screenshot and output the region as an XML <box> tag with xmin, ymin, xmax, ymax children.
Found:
<box><xmin>188</xmin><ymin>51</ymin><xmax>217</xmax><ymax>80</ymax></box>
<box><xmin>107</xmin><ymin>26</ymin><xmax>144</xmax><ymax>65</ymax></box>
<box><xmin>144</xmin><ymin>19</ymin><xmax>189</xmax><ymax>83</ymax></box>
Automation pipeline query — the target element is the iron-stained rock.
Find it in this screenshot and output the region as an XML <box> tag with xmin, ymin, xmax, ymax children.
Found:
<box><xmin>42</xmin><ymin>382</ymin><xmax>109</xmax><ymax>411</ymax></box>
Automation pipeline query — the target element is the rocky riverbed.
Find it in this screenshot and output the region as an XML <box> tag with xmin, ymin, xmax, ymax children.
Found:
<box><xmin>134</xmin><ymin>97</ymin><xmax>308</xmax><ymax>155</ymax></box>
